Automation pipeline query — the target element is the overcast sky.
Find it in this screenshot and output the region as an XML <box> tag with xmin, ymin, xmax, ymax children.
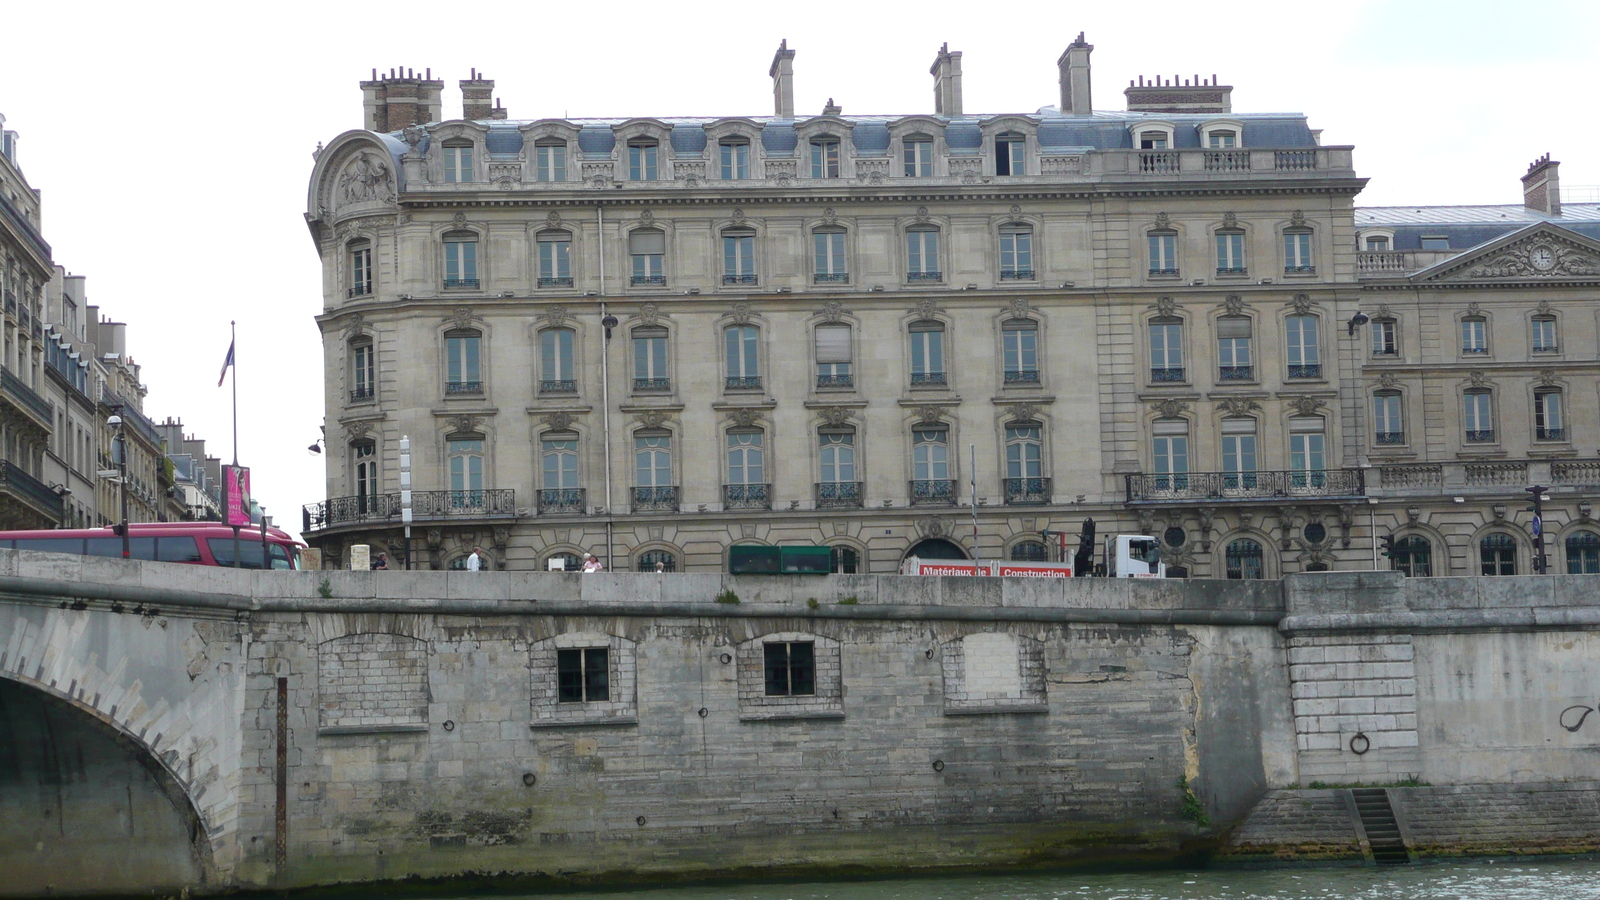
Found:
<box><xmin>3</xmin><ymin>1</ymin><xmax>1596</xmax><ymax>539</ymax></box>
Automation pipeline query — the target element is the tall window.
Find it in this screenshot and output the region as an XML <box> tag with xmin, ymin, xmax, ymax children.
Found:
<box><xmin>810</xmin><ymin>138</ymin><xmax>840</xmax><ymax>178</ymax></box>
<box><xmin>353</xmin><ymin>442</ymin><xmax>378</xmax><ymax>514</ymax></box>
<box><xmin>351</xmin><ymin>341</ymin><xmax>375</xmax><ymax>401</ymax></box>
<box><xmin>764</xmin><ymin>642</ymin><xmax>815</xmax><ymax>696</ymax></box>
<box><xmin>1464</xmin><ymin>390</ymin><xmax>1494</xmax><ymax>443</ymax></box>
<box><xmin>1005</xmin><ymin>424</ymin><xmax>1043</xmax><ymax>480</ymax></box>
<box><xmin>445</xmin><ymin>331</ymin><xmax>481</xmax><ymax>393</ymax></box>
<box><xmin>995</xmin><ymin>132</ymin><xmax>1025</xmax><ymax>175</ymax></box>
<box><xmin>814</xmin><ymin>324</ymin><xmax>852</xmax><ymax>388</ymax></box>
<box><xmin>1284</xmin><ymin>230</ymin><xmax>1313</xmax><ymax>273</ymax></box>
<box><xmin>813</xmin><ymin>228</ymin><xmax>848</xmax><ymax>282</ymax></box>
<box><xmin>912</xmin><ymin>427</ymin><xmax>949</xmax><ymax>491</ymax></box>
<box><xmin>629</xmin><ymin>229</ymin><xmax>665</xmax><ymax>285</ymax></box>
<box><xmin>1461</xmin><ymin>317</ymin><xmax>1487</xmax><ymax>354</ymax></box>
<box><xmin>1217</xmin><ymin>317</ymin><xmax>1253</xmax><ymax>380</ymax></box>
<box><xmin>447</xmin><ymin>437</ymin><xmax>484</xmax><ymax>506</ymax></box>
<box><xmin>1216</xmin><ymin>230</ymin><xmax>1245</xmax><ymax>275</ymax></box>
<box><xmin>1286</xmin><ymin>315</ymin><xmax>1320</xmax><ymax>378</ymax></box>
<box><xmin>1374</xmin><ymin>392</ymin><xmax>1404</xmax><ymax>444</ymax></box>
<box><xmin>632</xmin><ymin>326</ymin><xmax>668</xmax><ymax>391</ymax></box>
<box><xmin>535</xmin><ymin>140</ymin><xmax>566</xmax><ymax>182</ymax></box>
<box><xmin>906</xmin><ymin>227</ymin><xmax>940</xmax><ymax>280</ymax></box>
<box><xmin>1152</xmin><ymin>419</ymin><xmax>1189</xmax><ymax>490</ymax></box>
<box><xmin>443</xmin><ymin>233</ymin><xmax>479</xmax><ymax>288</ymax></box>
<box><xmin>557</xmin><ymin>648</ymin><xmax>608</xmax><ymax>702</ymax></box>
<box><xmin>1149</xmin><ymin>319</ymin><xmax>1184</xmax><ymax>382</ymax></box>
<box><xmin>999</xmin><ymin>224</ymin><xmax>1033</xmax><ymax>280</ymax></box>
<box><xmin>1392</xmin><ymin>535</ymin><xmax>1431</xmax><ymax>577</ymax></box>
<box><xmin>635</xmin><ymin>432</ymin><xmax>671</xmax><ymax>487</ymax></box>
<box><xmin>1532</xmin><ymin>316</ymin><xmax>1558</xmax><ymax>353</ymax></box>
<box><xmin>725</xmin><ymin>325</ymin><xmax>760</xmax><ymax>389</ymax></box>
<box><xmin>909</xmin><ymin>321</ymin><xmax>946</xmax><ymax>386</ymax></box>
<box><xmin>1226</xmin><ymin>539</ymin><xmax>1265</xmax><ymax>579</ymax></box>
<box><xmin>727</xmin><ymin>431</ymin><xmax>764</xmax><ymax>485</ymax></box>
<box><xmin>1566</xmin><ymin>531</ymin><xmax>1600</xmax><ymax>574</ymax></box>
<box><xmin>442</xmin><ymin>141</ymin><xmax>472</xmax><ymax>183</ymax></box>
<box><xmin>722</xmin><ymin>228</ymin><xmax>756</xmax><ymax>285</ymax></box>
<box><xmin>1289</xmin><ymin>419</ymin><xmax>1326</xmax><ymax>487</ymax></box>
<box><xmin>1480</xmin><ymin>533</ymin><xmax>1516</xmax><ymax>576</ymax></box>
<box><xmin>539</xmin><ymin>328</ymin><xmax>575</xmax><ymax>394</ymax></box>
<box><xmin>720</xmin><ymin>139</ymin><xmax>750</xmax><ymax>180</ymax></box>
<box><xmin>1003</xmin><ymin>320</ymin><xmax>1039</xmax><ymax>384</ymax></box>
<box><xmin>541</xmin><ymin>435</ymin><xmax>579</xmax><ymax>489</ymax></box>
<box><xmin>819</xmin><ymin>431</ymin><xmax>856</xmax><ymax>483</ymax></box>
<box><xmin>1536</xmin><ymin>389</ymin><xmax>1564</xmax><ymax>441</ymax></box>
<box><xmin>1221</xmin><ymin>419</ymin><xmax>1257</xmax><ymax>489</ymax></box>
<box><xmin>349</xmin><ymin>241</ymin><xmax>373</xmax><ymax>296</ymax></box>
<box><xmin>537</xmin><ymin>231</ymin><xmax>572</xmax><ymax>287</ymax></box>
<box><xmin>1149</xmin><ymin>231</ymin><xmax>1178</xmax><ymax>275</ymax></box>
<box><xmin>903</xmin><ymin>137</ymin><xmax>933</xmax><ymax>176</ymax></box>
<box><xmin>1372</xmin><ymin>318</ymin><xmax>1398</xmax><ymax>356</ymax></box>
<box><xmin>628</xmin><ymin>139</ymin><xmax>659</xmax><ymax>180</ymax></box>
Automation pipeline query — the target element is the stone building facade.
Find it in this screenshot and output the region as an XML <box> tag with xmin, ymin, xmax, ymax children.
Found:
<box><xmin>301</xmin><ymin>41</ymin><xmax>1600</xmax><ymax>577</ymax></box>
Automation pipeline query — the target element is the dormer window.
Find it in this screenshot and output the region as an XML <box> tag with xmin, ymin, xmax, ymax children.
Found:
<box><xmin>810</xmin><ymin>138</ymin><xmax>841</xmax><ymax>178</ymax></box>
<box><xmin>1139</xmin><ymin>131</ymin><xmax>1169</xmax><ymax>150</ymax></box>
<box><xmin>1420</xmin><ymin>236</ymin><xmax>1450</xmax><ymax>250</ymax></box>
<box><xmin>1207</xmin><ymin>130</ymin><xmax>1237</xmax><ymax>148</ymax></box>
<box><xmin>995</xmin><ymin>132</ymin><xmax>1026</xmax><ymax>175</ymax></box>
<box><xmin>1364</xmin><ymin>236</ymin><xmax>1390</xmax><ymax>251</ymax></box>
<box><xmin>904</xmin><ymin>136</ymin><xmax>933</xmax><ymax>176</ymax></box>
<box><xmin>442</xmin><ymin>140</ymin><xmax>473</xmax><ymax>183</ymax></box>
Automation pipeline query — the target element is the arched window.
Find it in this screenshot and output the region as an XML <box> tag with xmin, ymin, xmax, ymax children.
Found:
<box><xmin>1215</xmin><ymin>228</ymin><xmax>1245</xmax><ymax>275</ymax></box>
<box><xmin>534</xmin><ymin>139</ymin><xmax>566</xmax><ymax>182</ymax></box>
<box><xmin>1004</xmin><ymin>423</ymin><xmax>1046</xmax><ymax>504</ymax></box>
<box><xmin>1374</xmin><ymin>391</ymin><xmax>1404</xmax><ymax>444</ymax></box>
<box><xmin>906</xmin><ymin>226</ymin><xmax>941</xmax><ymax>281</ymax></box>
<box><xmin>1532</xmin><ymin>314</ymin><xmax>1559</xmax><ymax>353</ymax></box>
<box><xmin>1148</xmin><ymin>229</ymin><xmax>1178</xmax><ymax>275</ymax></box>
<box><xmin>1535</xmin><ymin>388</ymin><xmax>1564</xmax><ymax>441</ymax></box>
<box><xmin>444</xmin><ymin>329</ymin><xmax>481</xmax><ymax>393</ymax></box>
<box><xmin>722</xmin><ymin>227</ymin><xmax>756</xmax><ymax>285</ymax></box>
<box><xmin>1481</xmin><ymin>533</ymin><xmax>1517</xmax><ymax>576</ymax></box>
<box><xmin>631</xmin><ymin>326</ymin><xmax>669</xmax><ymax>392</ymax></box>
<box><xmin>539</xmin><ymin>432</ymin><xmax>582</xmax><ymax>513</ymax></box>
<box><xmin>627</xmin><ymin>138</ymin><xmax>659</xmax><ymax>180</ymax></box>
<box><xmin>637</xmin><ymin>549</ymin><xmax>676</xmax><ymax>572</ymax></box>
<box><xmin>1283</xmin><ymin>228</ymin><xmax>1314</xmax><ymax>273</ymax></box>
<box><xmin>1464</xmin><ymin>390</ymin><xmax>1494</xmax><ymax>443</ymax></box>
<box><xmin>1392</xmin><ymin>535</ymin><xmax>1431</xmax><ymax>577</ymax></box>
<box><xmin>830</xmin><ymin>545</ymin><xmax>859</xmax><ymax>574</ymax></box>
<box><xmin>909</xmin><ymin>320</ymin><xmax>946</xmax><ymax>386</ymax></box>
<box><xmin>813</xmin><ymin>227</ymin><xmax>848</xmax><ymax>283</ymax></box>
<box><xmin>817</xmin><ymin>429</ymin><xmax>860</xmax><ymax>508</ymax></box>
<box><xmin>1567</xmin><ymin>531</ymin><xmax>1600</xmax><ymax>574</ymax></box>
<box><xmin>348</xmin><ymin>239</ymin><xmax>373</xmax><ymax>296</ymax></box>
<box><xmin>1149</xmin><ymin>317</ymin><xmax>1184</xmax><ymax>382</ymax></box>
<box><xmin>447</xmin><ymin>435</ymin><xmax>484</xmax><ymax>509</ymax></box>
<box><xmin>545</xmin><ymin>551</ymin><xmax>581</xmax><ymax>572</ymax></box>
<box><xmin>633</xmin><ymin>430</ymin><xmax>675</xmax><ymax>511</ymax></box>
<box><xmin>911</xmin><ymin>426</ymin><xmax>952</xmax><ymax>504</ymax></box>
<box><xmin>999</xmin><ymin>223</ymin><xmax>1034</xmax><ymax>280</ymax></box>
<box><xmin>441</xmin><ymin>139</ymin><xmax>473</xmax><ymax>183</ymax></box>
<box><xmin>903</xmin><ymin>135</ymin><xmax>933</xmax><ymax>176</ymax></box>
<box><xmin>719</xmin><ymin>139</ymin><xmax>750</xmax><ymax>180</ymax></box>
<box><xmin>1226</xmin><ymin>538</ymin><xmax>1265</xmax><ymax>579</ymax></box>
<box><xmin>629</xmin><ymin>229</ymin><xmax>666</xmax><ymax>285</ymax></box>
<box><xmin>1011</xmin><ymin>540</ymin><xmax>1047</xmax><ymax>562</ymax></box>
<box><xmin>1286</xmin><ymin>314</ymin><xmax>1320</xmax><ymax>379</ymax></box>
<box><xmin>538</xmin><ymin>327</ymin><xmax>576</xmax><ymax>394</ymax></box>
<box><xmin>350</xmin><ymin>339</ymin><xmax>375</xmax><ymax>402</ymax></box>
<box><xmin>810</xmin><ymin>137</ymin><xmax>841</xmax><ymax>178</ymax></box>
<box><xmin>995</xmin><ymin>131</ymin><xmax>1025</xmax><ymax>175</ymax></box>
<box><xmin>443</xmin><ymin>231</ymin><xmax>479</xmax><ymax>288</ymax></box>
<box><xmin>725</xmin><ymin>430</ymin><xmax>768</xmax><ymax>508</ymax></box>
<box><xmin>723</xmin><ymin>324</ymin><xmax>761</xmax><ymax>390</ymax></box>
<box><xmin>536</xmin><ymin>230</ymin><xmax>572</xmax><ymax>286</ymax></box>
<box><xmin>352</xmin><ymin>441</ymin><xmax>379</xmax><ymax>515</ymax></box>
<box><xmin>814</xmin><ymin>324</ymin><xmax>852</xmax><ymax>388</ymax></box>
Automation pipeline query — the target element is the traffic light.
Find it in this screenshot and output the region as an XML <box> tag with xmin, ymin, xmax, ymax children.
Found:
<box><xmin>1379</xmin><ymin>534</ymin><xmax>1396</xmax><ymax>559</ymax></box>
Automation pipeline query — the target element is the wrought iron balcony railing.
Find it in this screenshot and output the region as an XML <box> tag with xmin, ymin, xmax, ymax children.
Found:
<box><xmin>1288</xmin><ymin>364</ymin><xmax>1322</xmax><ymax>379</ymax></box>
<box><xmin>723</xmin><ymin>274</ymin><xmax>758</xmax><ymax>285</ymax></box>
<box><xmin>350</xmin><ymin>386</ymin><xmax>375</xmax><ymax>403</ymax></box>
<box><xmin>1149</xmin><ymin>266</ymin><xmax>1179</xmax><ymax>276</ymax></box>
<box><xmin>1538</xmin><ymin>427</ymin><xmax>1567</xmax><ymax>441</ymax></box>
<box><xmin>1375</xmin><ymin>431</ymin><xmax>1405</xmax><ymax>445</ymax></box>
<box><xmin>1125</xmin><ymin>468</ymin><xmax>1365</xmax><ymax>503</ymax></box>
<box><xmin>631</xmin><ymin>485</ymin><xmax>679</xmax><ymax>512</ymax></box>
<box><xmin>348</xmin><ymin>285</ymin><xmax>372</xmax><ymax>298</ymax></box>
<box><xmin>907</xmin><ymin>271</ymin><xmax>942</xmax><ymax>282</ymax></box>
<box><xmin>1</xmin><ymin>368</ymin><xmax>53</xmax><ymax>424</ymax></box>
<box><xmin>1150</xmin><ymin>367</ymin><xmax>1185</xmax><ymax>383</ymax></box>
<box><xmin>1004</xmin><ymin>370</ymin><xmax>1040</xmax><ymax>385</ymax></box>
<box><xmin>910</xmin><ymin>479</ymin><xmax>956</xmax><ymax>506</ymax></box>
<box><xmin>725</xmin><ymin>375</ymin><xmax>762</xmax><ymax>391</ymax></box>
<box><xmin>814</xmin><ymin>273</ymin><xmax>850</xmax><ymax>283</ymax></box>
<box><xmin>538</xmin><ymin>487</ymin><xmax>586</xmax><ymax>515</ymax></box>
<box><xmin>444</xmin><ymin>278</ymin><xmax>480</xmax><ymax>289</ymax></box>
<box><xmin>1218</xmin><ymin>365</ymin><xmax>1254</xmax><ymax>381</ymax></box>
<box><xmin>815</xmin><ymin>374</ymin><xmax>853</xmax><ymax>389</ymax></box>
<box><xmin>445</xmin><ymin>380</ymin><xmax>482</xmax><ymax>394</ymax></box>
<box><xmin>910</xmin><ymin>372</ymin><xmax>947</xmax><ymax>387</ymax></box>
<box><xmin>633</xmin><ymin>377</ymin><xmax>670</xmax><ymax>392</ymax></box>
<box><xmin>724</xmin><ymin>483</ymin><xmax>771</xmax><ymax>510</ymax></box>
<box><xmin>0</xmin><ymin>460</ymin><xmax>63</xmax><ymax>523</ymax></box>
<box><xmin>538</xmin><ymin>276</ymin><xmax>574</xmax><ymax>287</ymax></box>
<box><xmin>631</xmin><ymin>274</ymin><xmax>666</xmax><ymax>286</ymax></box>
<box><xmin>1284</xmin><ymin>265</ymin><xmax>1315</xmax><ymax>275</ymax></box>
<box><xmin>816</xmin><ymin>481</ymin><xmax>863</xmax><ymax>509</ymax></box>
<box><xmin>1465</xmin><ymin>429</ymin><xmax>1495</xmax><ymax>443</ymax></box>
<box><xmin>301</xmin><ymin>488</ymin><xmax>516</xmax><ymax>532</ymax></box>
<box><xmin>1216</xmin><ymin>266</ymin><xmax>1248</xmax><ymax>276</ymax></box>
<box><xmin>1000</xmin><ymin>269</ymin><xmax>1035</xmax><ymax>281</ymax></box>
<box><xmin>539</xmin><ymin>379</ymin><xmax>577</xmax><ymax>394</ymax></box>
<box><xmin>1004</xmin><ymin>477</ymin><xmax>1051</xmax><ymax>505</ymax></box>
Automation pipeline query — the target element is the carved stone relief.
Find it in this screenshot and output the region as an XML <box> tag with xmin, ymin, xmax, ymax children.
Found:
<box><xmin>338</xmin><ymin>152</ymin><xmax>395</xmax><ymax>204</ymax></box>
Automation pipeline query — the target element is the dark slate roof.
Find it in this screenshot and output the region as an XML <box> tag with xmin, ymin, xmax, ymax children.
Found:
<box><xmin>670</xmin><ymin>125</ymin><xmax>706</xmax><ymax>154</ymax></box>
<box><xmin>577</xmin><ymin>126</ymin><xmax>615</xmax><ymax>155</ymax></box>
<box><xmin>1356</xmin><ymin>203</ymin><xmax>1600</xmax><ymax>251</ymax></box>
<box><xmin>1383</xmin><ymin>222</ymin><xmax>1600</xmax><ymax>251</ymax></box>
<box><xmin>485</xmin><ymin>125</ymin><xmax>523</xmax><ymax>156</ymax></box>
<box><xmin>853</xmin><ymin>123</ymin><xmax>890</xmax><ymax>154</ymax></box>
<box><xmin>761</xmin><ymin>122</ymin><xmax>797</xmax><ymax>154</ymax></box>
<box><xmin>945</xmin><ymin>121</ymin><xmax>984</xmax><ymax>151</ymax></box>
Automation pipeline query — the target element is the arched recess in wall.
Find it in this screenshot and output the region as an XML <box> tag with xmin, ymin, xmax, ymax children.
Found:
<box><xmin>905</xmin><ymin>538</ymin><xmax>968</xmax><ymax>560</ymax></box>
<box><xmin>0</xmin><ymin>678</ymin><xmax>213</xmax><ymax>895</ymax></box>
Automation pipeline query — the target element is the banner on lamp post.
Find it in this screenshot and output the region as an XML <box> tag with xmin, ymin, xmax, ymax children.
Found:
<box><xmin>223</xmin><ymin>464</ymin><xmax>253</xmax><ymax>527</ymax></box>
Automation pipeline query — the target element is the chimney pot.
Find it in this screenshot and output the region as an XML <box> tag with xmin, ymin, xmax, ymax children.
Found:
<box><xmin>1057</xmin><ymin>32</ymin><xmax>1094</xmax><ymax>115</ymax></box>
<box><xmin>770</xmin><ymin>39</ymin><xmax>796</xmax><ymax>117</ymax></box>
<box><xmin>1522</xmin><ymin>154</ymin><xmax>1561</xmax><ymax>217</ymax></box>
<box><xmin>930</xmin><ymin>43</ymin><xmax>964</xmax><ymax>116</ymax></box>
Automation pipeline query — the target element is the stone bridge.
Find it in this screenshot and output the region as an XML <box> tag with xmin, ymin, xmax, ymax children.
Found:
<box><xmin>4</xmin><ymin>550</ymin><xmax>1600</xmax><ymax>896</ymax></box>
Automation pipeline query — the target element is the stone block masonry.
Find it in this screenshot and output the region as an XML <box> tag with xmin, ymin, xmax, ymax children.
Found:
<box><xmin>1287</xmin><ymin>633</ymin><xmax>1420</xmax><ymax>782</ymax></box>
<box><xmin>317</xmin><ymin>631</ymin><xmax>429</xmax><ymax>731</ymax></box>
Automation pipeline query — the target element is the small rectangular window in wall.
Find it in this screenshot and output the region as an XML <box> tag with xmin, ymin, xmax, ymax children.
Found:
<box><xmin>531</xmin><ymin>633</ymin><xmax>637</xmax><ymax>727</ymax></box>
<box><xmin>738</xmin><ymin>633</ymin><xmax>842</xmax><ymax>721</ymax></box>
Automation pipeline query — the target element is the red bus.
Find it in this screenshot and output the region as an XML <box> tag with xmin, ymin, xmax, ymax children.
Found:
<box><xmin>0</xmin><ymin>521</ymin><xmax>304</xmax><ymax>569</ymax></box>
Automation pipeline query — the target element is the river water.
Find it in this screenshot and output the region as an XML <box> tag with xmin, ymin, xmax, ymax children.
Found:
<box><xmin>499</xmin><ymin>859</ymin><xmax>1600</xmax><ymax>900</ymax></box>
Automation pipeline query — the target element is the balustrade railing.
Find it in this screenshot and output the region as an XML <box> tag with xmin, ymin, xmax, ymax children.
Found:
<box><xmin>1553</xmin><ymin>461</ymin><xmax>1600</xmax><ymax>485</ymax></box>
<box><xmin>1465</xmin><ymin>463</ymin><xmax>1527</xmax><ymax>486</ymax></box>
<box><xmin>1275</xmin><ymin>150</ymin><xmax>1317</xmax><ymax>170</ymax></box>
<box><xmin>907</xmin><ymin>271</ymin><xmax>942</xmax><ymax>282</ymax></box>
<box><xmin>1140</xmin><ymin>151</ymin><xmax>1180</xmax><ymax>173</ymax></box>
<box><xmin>1126</xmin><ymin>468</ymin><xmax>1364</xmax><ymax>502</ymax></box>
<box><xmin>1357</xmin><ymin>251</ymin><xmax>1409</xmax><ymax>274</ymax></box>
<box><xmin>1204</xmin><ymin>150</ymin><xmax>1250</xmax><ymax>171</ymax></box>
<box><xmin>813</xmin><ymin>273</ymin><xmax>850</xmax><ymax>284</ymax></box>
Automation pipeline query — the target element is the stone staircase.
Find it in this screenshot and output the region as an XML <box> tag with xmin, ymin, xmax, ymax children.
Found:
<box><xmin>1352</xmin><ymin>788</ymin><xmax>1411</xmax><ymax>864</ymax></box>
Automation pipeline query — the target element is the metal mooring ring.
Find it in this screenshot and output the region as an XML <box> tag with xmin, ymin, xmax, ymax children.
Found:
<box><xmin>932</xmin><ymin>760</ymin><xmax>946</xmax><ymax>772</ymax></box>
<box><xmin>443</xmin><ymin>720</ymin><xmax>456</xmax><ymax>732</ymax></box>
<box><xmin>719</xmin><ymin>653</ymin><xmax>733</xmax><ymax>664</ymax></box>
<box><xmin>636</xmin><ymin>816</ymin><xmax>647</xmax><ymax>826</ymax></box>
<box><xmin>1349</xmin><ymin>732</ymin><xmax>1371</xmax><ymax>755</ymax></box>
<box><xmin>522</xmin><ymin>773</ymin><xmax>537</xmax><ymax>786</ymax></box>
<box><xmin>698</xmin><ymin>707</ymin><xmax>709</xmax><ymax>718</ymax></box>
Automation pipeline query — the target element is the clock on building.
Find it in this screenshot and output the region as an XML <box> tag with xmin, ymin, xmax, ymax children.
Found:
<box><xmin>1530</xmin><ymin>245</ymin><xmax>1557</xmax><ymax>271</ymax></box>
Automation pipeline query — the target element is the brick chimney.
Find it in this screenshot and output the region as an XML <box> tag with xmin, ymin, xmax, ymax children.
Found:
<box><xmin>1057</xmin><ymin>33</ymin><xmax>1093</xmax><ymax>115</ymax></box>
<box><xmin>1522</xmin><ymin>154</ymin><xmax>1561</xmax><ymax>217</ymax></box>
<box><xmin>770</xmin><ymin>39</ymin><xmax>796</xmax><ymax>118</ymax></box>
<box><xmin>1125</xmin><ymin>74</ymin><xmax>1233</xmax><ymax>114</ymax></box>
<box><xmin>930</xmin><ymin>43</ymin><xmax>963</xmax><ymax>116</ymax></box>
<box><xmin>360</xmin><ymin>67</ymin><xmax>445</xmax><ymax>132</ymax></box>
<box><xmin>460</xmin><ymin>69</ymin><xmax>506</xmax><ymax>120</ymax></box>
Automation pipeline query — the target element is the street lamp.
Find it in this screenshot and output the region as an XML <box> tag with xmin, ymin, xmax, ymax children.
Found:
<box><xmin>106</xmin><ymin>413</ymin><xmax>129</xmax><ymax>559</ymax></box>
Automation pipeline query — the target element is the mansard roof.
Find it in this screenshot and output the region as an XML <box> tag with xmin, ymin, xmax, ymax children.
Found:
<box><xmin>1356</xmin><ymin>203</ymin><xmax>1600</xmax><ymax>251</ymax></box>
<box><xmin>1407</xmin><ymin>222</ymin><xmax>1600</xmax><ymax>285</ymax></box>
